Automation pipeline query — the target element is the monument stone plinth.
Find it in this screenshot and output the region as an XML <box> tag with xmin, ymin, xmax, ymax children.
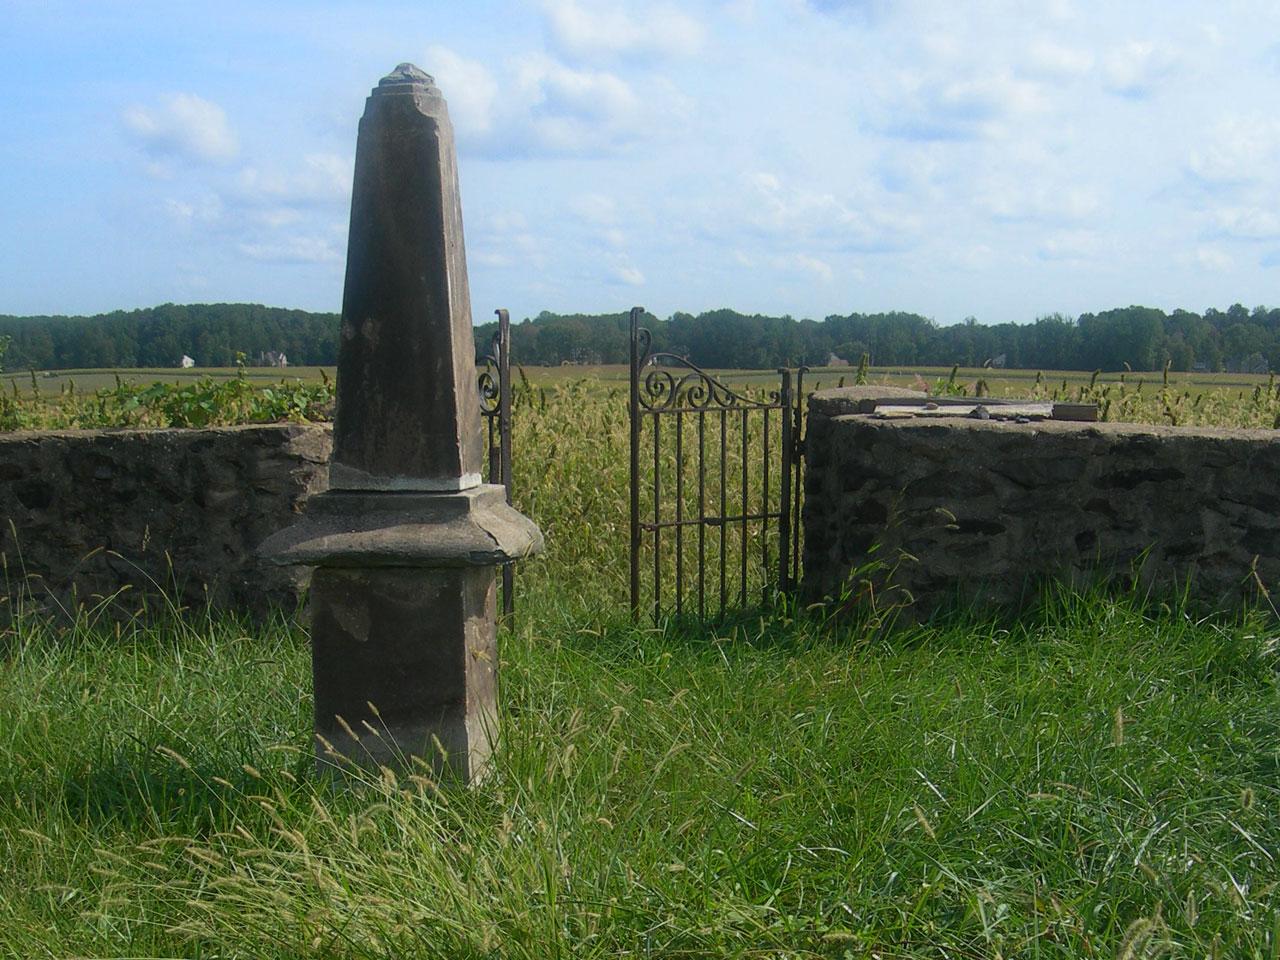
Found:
<box><xmin>261</xmin><ymin>64</ymin><xmax>543</xmax><ymax>781</ymax></box>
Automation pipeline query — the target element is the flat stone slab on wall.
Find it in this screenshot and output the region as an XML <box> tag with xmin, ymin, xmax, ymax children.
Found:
<box><xmin>803</xmin><ymin>408</ymin><xmax>1280</xmax><ymax>615</ymax></box>
<box><xmin>0</xmin><ymin>424</ymin><xmax>331</xmax><ymax>617</ymax></box>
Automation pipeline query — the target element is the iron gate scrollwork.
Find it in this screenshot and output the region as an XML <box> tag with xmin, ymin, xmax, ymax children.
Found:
<box><xmin>479</xmin><ymin>307</ymin><xmax>515</xmax><ymax>616</ymax></box>
<box><xmin>629</xmin><ymin>306</ymin><xmax>805</xmax><ymax>623</ymax></box>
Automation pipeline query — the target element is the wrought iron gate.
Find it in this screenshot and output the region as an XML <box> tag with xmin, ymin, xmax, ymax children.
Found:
<box><xmin>479</xmin><ymin>308</ymin><xmax>515</xmax><ymax>616</ymax></box>
<box><xmin>629</xmin><ymin>306</ymin><xmax>805</xmax><ymax>623</ymax></box>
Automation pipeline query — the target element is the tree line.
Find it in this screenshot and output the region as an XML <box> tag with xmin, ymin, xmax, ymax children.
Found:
<box><xmin>477</xmin><ymin>303</ymin><xmax>1280</xmax><ymax>373</ymax></box>
<box><xmin>2</xmin><ymin>301</ymin><xmax>1278</xmax><ymax>374</ymax></box>
<box><xmin>0</xmin><ymin>303</ymin><xmax>340</xmax><ymax>370</ymax></box>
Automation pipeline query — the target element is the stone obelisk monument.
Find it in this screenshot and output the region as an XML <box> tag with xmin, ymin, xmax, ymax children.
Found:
<box><xmin>262</xmin><ymin>64</ymin><xmax>543</xmax><ymax>781</ymax></box>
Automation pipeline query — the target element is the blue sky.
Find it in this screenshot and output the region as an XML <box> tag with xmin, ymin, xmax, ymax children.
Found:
<box><xmin>2</xmin><ymin>0</ymin><xmax>1278</xmax><ymax>325</ymax></box>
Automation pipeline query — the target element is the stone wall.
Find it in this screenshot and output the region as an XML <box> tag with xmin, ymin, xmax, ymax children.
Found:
<box><xmin>0</xmin><ymin>424</ymin><xmax>331</xmax><ymax>618</ymax></box>
<box><xmin>802</xmin><ymin>390</ymin><xmax>1280</xmax><ymax>615</ymax></box>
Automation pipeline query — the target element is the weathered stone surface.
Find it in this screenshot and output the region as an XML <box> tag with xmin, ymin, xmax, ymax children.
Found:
<box><xmin>264</xmin><ymin>484</ymin><xmax>542</xmax><ymax>568</ymax></box>
<box><xmin>808</xmin><ymin>385</ymin><xmax>927</xmax><ymax>417</ymax></box>
<box><xmin>0</xmin><ymin>424</ymin><xmax>330</xmax><ymax>617</ymax></box>
<box><xmin>802</xmin><ymin>412</ymin><xmax>1280</xmax><ymax>616</ymax></box>
<box><xmin>331</xmin><ymin>63</ymin><xmax>483</xmax><ymax>492</ymax></box>
<box><xmin>310</xmin><ymin>566</ymin><xmax>497</xmax><ymax>778</ymax></box>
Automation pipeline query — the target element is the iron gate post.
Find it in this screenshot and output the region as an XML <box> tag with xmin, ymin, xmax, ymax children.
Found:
<box><xmin>628</xmin><ymin>306</ymin><xmax>643</xmax><ymax>620</ymax></box>
<box><xmin>481</xmin><ymin>308</ymin><xmax>516</xmax><ymax>617</ymax></box>
<box><xmin>778</xmin><ymin>368</ymin><xmax>793</xmax><ymax>594</ymax></box>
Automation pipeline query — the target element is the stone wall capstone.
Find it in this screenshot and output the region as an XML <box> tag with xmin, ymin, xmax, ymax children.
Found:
<box><xmin>0</xmin><ymin>424</ymin><xmax>331</xmax><ymax>617</ymax></box>
<box><xmin>802</xmin><ymin>392</ymin><xmax>1280</xmax><ymax>616</ymax></box>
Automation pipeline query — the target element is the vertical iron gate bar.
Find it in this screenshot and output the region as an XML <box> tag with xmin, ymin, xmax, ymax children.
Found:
<box><xmin>778</xmin><ymin>369</ymin><xmax>793</xmax><ymax>594</ymax></box>
<box><xmin>629</xmin><ymin>307</ymin><xmax>642</xmax><ymax>620</ymax></box>
<box><xmin>498</xmin><ymin>309</ymin><xmax>513</xmax><ymax>617</ymax></box>
<box><xmin>480</xmin><ymin>307</ymin><xmax>515</xmax><ymax>616</ymax></box>
<box><xmin>676</xmin><ymin>411</ymin><xmax>684</xmax><ymax>615</ymax></box>
<box><xmin>653</xmin><ymin>410</ymin><xmax>661</xmax><ymax>622</ymax></box>
<box><xmin>739</xmin><ymin>405</ymin><xmax>748</xmax><ymax>607</ymax></box>
<box><xmin>719</xmin><ymin>407</ymin><xmax>727</xmax><ymax>620</ymax></box>
<box><xmin>698</xmin><ymin>411</ymin><xmax>706</xmax><ymax>622</ymax></box>
<box><xmin>762</xmin><ymin>405</ymin><xmax>770</xmax><ymax>604</ymax></box>
<box><xmin>792</xmin><ymin>367</ymin><xmax>807</xmax><ymax>587</ymax></box>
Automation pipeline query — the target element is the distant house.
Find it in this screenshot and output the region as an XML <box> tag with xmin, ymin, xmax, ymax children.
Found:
<box><xmin>826</xmin><ymin>353</ymin><xmax>850</xmax><ymax>368</ymax></box>
<box><xmin>179</xmin><ymin>355</ymin><xmax>195</xmax><ymax>369</ymax></box>
<box><xmin>258</xmin><ymin>351</ymin><xmax>289</xmax><ymax>368</ymax></box>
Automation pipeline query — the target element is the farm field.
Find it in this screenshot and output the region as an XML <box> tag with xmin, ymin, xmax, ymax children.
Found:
<box><xmin>5</xmin><ymin>362</ymin><xmax>1276</xmax><ymax>397</ymax></box>
<box><xmin>4</xmin><ymin>363</ymin><xmax>1279</xmax><ymax>431</ymax></box>
<box><xmin>1</xmin><ymin>375</ymin><xmax>1279</xmax><ymax>957</ymax></box>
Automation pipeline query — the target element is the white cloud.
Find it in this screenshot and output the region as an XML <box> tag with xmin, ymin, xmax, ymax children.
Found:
<box><xmin>1103</xmin><ymin>40</ymin><xmax>1181</xmax><ymax>98</ymax></box>
<box><xmin>423</xmin><ymin>46</ymin><xmax>680</xmax><ymax>158</ymax></box>
<box><xmin>236</xmin><ymin>153</ymin><xmax>350</xmax><ymax>205</ymax></box>
<box><xmin>1208</xmin><ymin>206</ymin><xmax>1280</xmax><ymax>241</ymax></box>
<box><xmin>952</xmin><ymin>243</ymin><xmax>998</xmax><ymax>271</ymax></box>
<box><xmin>470</xmin><ymin>212</ymin><xmax>546</xmax><ymax>270</ymax></box>
<box><xmin>1188</xmin><ymin>118</ymin><xmax>1280</xmax><ymax>184</ymax></box>
<box><xmin>1193</xmin><ymin>246</ymin><xmax>1233</xmax><ymax>271</ymax></box>
<box><xmin>251</xmin><ymin>207</ymin><xmax>304</xmax><ymax>228</ymax></box>
<box><xmin>514</xmin><ymin>53</ymin><xmax>688</xmax><ymax>155</ymax></box>
<box><xmin>122</xmin><ymin>93</ymin><xmax>238</xmax><ymax>163</ymax></box>
<box><xmin>880</xmin><ymin>70</ymin><xmax>1047</xmax><ymax>141</ymax></box>
<box><xmin>1037</xmin><ymin>229</ymin><xmax>1105</xmax><ymax>261</ymax></box>
<box><xmin>775</xmin><ymin>253</ymin><xmax>834</xmax><ymax>283</ymax></box>
<box><xmin>1024</xmin><ymin>40</ymin><xmax>1094</xmax><ymax>78</ymax></box>
<box><xmin>609</xmin><ymin>263</ymin><xmax>646</xmax><ymax>286</ymax></box>
<box><xmin>980</xmin><ymin>181</ymin><xmax>1102</xmax><ymax>224</ymax></box>
<box><xmin>485</xmin><ymin>211</ymin><xmax>531</xmax><ymax>234</ymax></box>
<box><xmin>741</xmin><ymin>171</ymin><xmax>917</xmax><ymax>253</ymax></box>
<box><xmin>237</xmin><ymin>235</ymin><xmax>342</xmax><ymax>264</ymax></box>
<box><xmin>164</xmin><ymin>193</ymin><xmax>223</xmax><ymax>225</ymax></box>
<box><xmin>425</xmin><ymin>44</ymin><xmax>501</xmax><ymax>137</ymax></box>
<box><xmin>518</xmin><ymin>55</ymin><xmax>638</xmax><ymax>121</ymax></box>
<box><xmin>570</xmin><ymin>193</ymin><xmax>619</xmax><ymax>225</ymax></box>
<box><xmin>541</xmin><ymin>0</ymin><xmax>703</xmax><ymax>62</ymax></box>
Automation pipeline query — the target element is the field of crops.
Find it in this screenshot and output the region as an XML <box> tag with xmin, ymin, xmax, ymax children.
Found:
<box><xmin>3</xmin><ymin>361</ymin><xmax>1280</xmax><ymax>430</ymax></box>
<box><xmin>1</xmin><ymin>369</ymin><xmax>1279</xmax><ymax>956</ymax></box>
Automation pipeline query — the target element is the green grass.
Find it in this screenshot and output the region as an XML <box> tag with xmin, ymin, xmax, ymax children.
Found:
<box><xmin>2</xmin><ymin>591</ymin><xmax>1279</xmax><ymax>957</ymax></box>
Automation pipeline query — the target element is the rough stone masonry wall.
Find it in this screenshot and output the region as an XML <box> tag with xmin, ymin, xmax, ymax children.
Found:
<box><xmin>803</xmin><ymin>397</ymin><xmax>1280</xmax><ymax>616</ymax></box>
<box><xmin>0</xmin><ymin>424</ymin><xmax>331</xmax><ymax>617</ymax></box>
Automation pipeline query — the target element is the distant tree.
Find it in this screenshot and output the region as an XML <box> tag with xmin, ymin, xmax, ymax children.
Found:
<box><xmin>4</xmin><ymin>300</ymin><xmax>1278</xmax><ymax>374</ymax></box>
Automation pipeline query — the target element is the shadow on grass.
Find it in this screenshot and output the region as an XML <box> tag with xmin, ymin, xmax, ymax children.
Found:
<box><xmin>50</xmin><ymin>740</ymin><xmax>312</xmax><ymax>832</ymax></box>
<box><xmin>571</xmin><ymin>565</ymin><xmax>1280</xmax><ymax>672</ymax></box>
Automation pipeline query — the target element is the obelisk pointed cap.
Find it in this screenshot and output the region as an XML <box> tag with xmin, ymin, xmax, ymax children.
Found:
<box><xmin>375</xmin><ymin>62</ymin><xmax>440</xmax><ymax>94</ymax></box>
<box><xmin>330</xmin><ymin>64</ymin><xmax>484</xmax><ymax>492</ymax></box>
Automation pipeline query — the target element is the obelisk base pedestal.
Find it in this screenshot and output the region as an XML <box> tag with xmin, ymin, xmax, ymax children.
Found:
<box><xmin>310</xmin><ymin>566</ymin><xmax>498</xmax><ymax>780</ymax></box>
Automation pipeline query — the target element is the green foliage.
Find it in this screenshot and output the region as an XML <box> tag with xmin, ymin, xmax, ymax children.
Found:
<box><xmin>0</xmin><ymin>302</ymin><xmax>339</xmax><ymax>370</ymax></box>
<box><xmin>854</xmin><ymin>351</ymin><xmax>870</xmax><ymax>385</ymax></box>
<box><xmin>1029</xmin><ymin>366</ymin><xmax>1280</xmax><ymax>429</ymax></box>
<box><xmin>0</xmin><ymin>365</ymin><xmax>332</xmax><ymax>431</ymax></box>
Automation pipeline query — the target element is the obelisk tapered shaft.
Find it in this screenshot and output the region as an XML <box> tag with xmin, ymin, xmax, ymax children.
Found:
<box><xmin>332</xmin><ymin>63</ymin><xmax>484</xmax><ymax>492</ymax></box>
